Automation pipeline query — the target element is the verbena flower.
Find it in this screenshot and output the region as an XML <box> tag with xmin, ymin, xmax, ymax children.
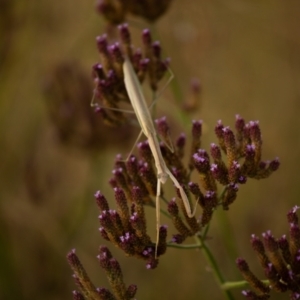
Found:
<box><xmin>237</xmin><ymin>206</ymin><xmax>300</xmax><ymax>299</ymax></box>
<box><xmin>67</xmin><ymin>23</ymin><xmax>281</xmax><ymax>298</ymax></box>
<box><xmin>95</xmin><ymin>115</ymin><xmax>279</xmax><ymax>268</ymax></box>
<box><xmin>67</xmin><ymin>247</ymin><xmax>137</xmax><ymax>300</ymax></box>
<box><xmin>92</xmin><ymin>23</ymin><xmax>169</xmax><ymax>128</ymax></box>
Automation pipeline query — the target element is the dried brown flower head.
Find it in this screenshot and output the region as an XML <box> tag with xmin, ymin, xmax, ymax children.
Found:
<box><xmin>43</xmin><ymin>61</ymin><xmax>134</xmax><ymax>151</ymax></box>
<box><xmin>96</xmin><ymin>0</ymin><xmax>174</xmax><ymax>24</ymax></box>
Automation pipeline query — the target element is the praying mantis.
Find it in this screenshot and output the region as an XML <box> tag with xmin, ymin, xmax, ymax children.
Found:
<box><xmin>92</xmin><ymin>55</ymin><xmax>197</xmax><ymax>257</ymax></box>
<box><xmin>122</xmin><ymin>56</ymin><xmax>197</xmax><ymax>257</ymax></box>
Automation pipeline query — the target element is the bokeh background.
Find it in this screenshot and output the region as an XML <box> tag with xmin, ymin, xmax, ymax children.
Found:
<box><xmin>0</xmin><ymin>1</ymin><xmax>299</xmax><ymax>299</ymax></box>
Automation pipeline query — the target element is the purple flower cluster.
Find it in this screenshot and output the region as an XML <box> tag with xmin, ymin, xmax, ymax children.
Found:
<box><xmin>237</xmin><ymin>206</ymin><xmax>300</xmax><ymax>299</ymax></box>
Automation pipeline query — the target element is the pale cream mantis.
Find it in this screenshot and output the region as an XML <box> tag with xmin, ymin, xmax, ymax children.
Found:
<box><xmin>91</xmin><ymin>54</ymin><xmax>197</xmax><ymax>257</ymax></box>
<box><xmin>122</xmin><ymin>56</ymin><xmax>198</xmax><ymax>257</ymax></box>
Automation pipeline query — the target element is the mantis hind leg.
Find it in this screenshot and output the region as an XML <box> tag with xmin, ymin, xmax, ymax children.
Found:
<box><xmin>167</xmin><ymin>168</ymin><xmax>198</xmax><ymax>218</ymax></box>
<box><xmin>155</xmin><ymin>179</ymin><xmax>161</xmax><ymax>258</ymax></box>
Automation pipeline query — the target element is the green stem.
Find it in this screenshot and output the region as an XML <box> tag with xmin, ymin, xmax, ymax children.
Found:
<box><xmin>167</xmin><ymin>241</ymin><xmax>202</xmax><ymax>250</ymax></box>
<box><xmin>169</xmin><ymin>75</ymin><xmax>190</xmax><ymax>126</ymax></box>
<box><xmin>145</xmin><ymin>200</ymin><xmax>170</xmax><ymax>219</ymax></box>
<box><xmin>219</xmin><ymin>186</ymin><xmax>228</xmax><ymax>202</ymax></box>
<box><xmin>160</xmin><ymin>208</ymin><xmax>172</xmax><ymax>219</ymax></box>
<box><xmin>221</xmin><ymin>279</ymin><xmax>269</xmax><ymax>291</ymax></box>
<box><xmin>151</xmin><ymin>25</ymin><xmax>190</xmax><ymax>127</ymax></box>
<box><xmin>202</xmin><ymin>223</ymin><xmax>210</xmax><ymax>239</ymax></box>
<box><xmin>221</xmin><ymin>281</ymin><xmax>249</xmax><ymax>290</ymax></box>
<box><xmin>197</xmin><ymin>235</ymin><xmax>235</xmax><ymax>300</ymax></box>
<box><xmin>161</xmin><ymin>195</ymin><xmax>170</xmax><ymax>206</ymax></box>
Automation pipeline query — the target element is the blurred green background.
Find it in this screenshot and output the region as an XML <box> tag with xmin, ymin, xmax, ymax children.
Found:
<box><xmin>0</xmin><ymin>0</ymin><xmax>299</xmax><ymax>299</ymax></box>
